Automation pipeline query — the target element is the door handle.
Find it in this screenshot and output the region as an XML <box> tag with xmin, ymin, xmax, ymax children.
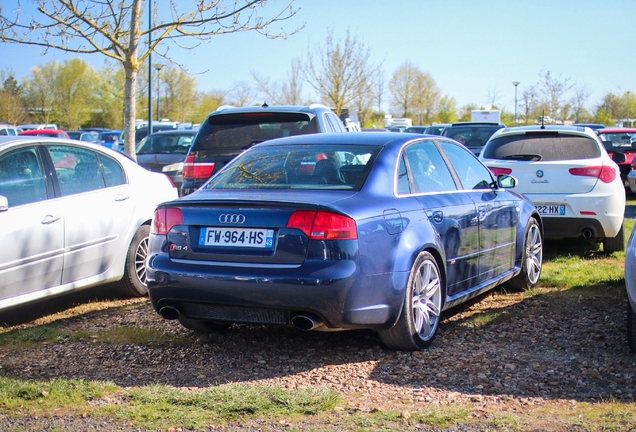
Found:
<box><xmin>41</xmin><ymin>214</ymin><xmax>61</xmax><ymax>224</ymax></box>
<box><xmin>115</xmin><ymin>194</ymin><xmax>130</xmax><ymax>202</ymax></box>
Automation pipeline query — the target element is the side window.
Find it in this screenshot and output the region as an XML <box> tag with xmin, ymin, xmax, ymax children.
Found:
<box><xmin>47</xmin><ymin>145</ymin><xmax>106</xmax><ymax>196</ymax></box>
<box><xmin>0</xmin><ymin>146</ymin><xmax>48</xmax><ymax>207</ymax></box>
<box><xmin>98</xmin><ymin>154</ymin><xmax>125</xmax><ymax>187</ymax></box>
<box><xmin>396</xmin><ymin>154</ymin><xmax>410</xmax><ymax>194</ymax></box>
<box><xmin>403</xmin><ymin>141</ymin><xmax>457</xmax><ymax>193</ymax></box>
<box><xmin>439</xmin><ymin>141</ymin><xmax>493</xmax><ymax>190</ymax></box>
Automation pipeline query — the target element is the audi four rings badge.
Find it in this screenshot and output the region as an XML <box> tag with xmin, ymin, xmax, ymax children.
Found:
<box><xmin>219</xmin><ymin>214</ymin><xmax>246</xmax><ymax>224</ymax></box>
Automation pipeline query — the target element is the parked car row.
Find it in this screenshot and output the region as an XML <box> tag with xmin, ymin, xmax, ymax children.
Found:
<box><xmin>2</xmin><ymin>107</ymin><xmax>635</xmax><ymax>353</ymax></box>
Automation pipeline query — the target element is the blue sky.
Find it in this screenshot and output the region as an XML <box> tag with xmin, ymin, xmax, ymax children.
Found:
<box><xmin>1</xmin><ymin>0</ymin><xmax>635</xmax><ymax>114</ymax></box>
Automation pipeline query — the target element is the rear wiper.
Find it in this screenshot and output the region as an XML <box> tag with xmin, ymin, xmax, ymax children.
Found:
<box><xmin>500</xmin><ymin>154</ymin><xmax>542</xmax><ymax>161</ymax></box>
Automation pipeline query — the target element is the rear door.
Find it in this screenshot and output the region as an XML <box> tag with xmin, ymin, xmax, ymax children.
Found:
<box><xmin>45</xmin><ymin>144</ymin><xmax>135</xmax><ymax>283</ymax></box>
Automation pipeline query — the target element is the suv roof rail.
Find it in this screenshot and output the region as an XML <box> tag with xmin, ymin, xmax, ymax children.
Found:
<box><xmin>308</xmin><ymin>103</ymin><xmax>330</xmax><ymax>110</ymax></box>
<box><xmin>215</xmin><ymin>105</ymin><xmax>236</xmax><ymax>112</ymax></box>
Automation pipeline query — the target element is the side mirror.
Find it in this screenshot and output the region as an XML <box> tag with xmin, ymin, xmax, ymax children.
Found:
<box><xmin>0</xmin><ymin>195</ymin><xmax>8</xmax><ymax>212</ymax></box>
<box><xmin>612</xmin><ymin>152</ymin><xmax>627</xmax><ymax>164</ymax></box>
<box><xmin>497</xmin><ymin>174</ymin><xmax>517</xmax><ymax>189</ymax></box>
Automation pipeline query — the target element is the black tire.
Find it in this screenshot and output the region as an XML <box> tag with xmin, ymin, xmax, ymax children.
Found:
<box><xmin>378</xmin><ymin>251</ymin><xmax>444</xmax><ymax>350</ymax></box>
<box><xmin>603</xmin><ymin>223</ymin><xmax>625</xmax><ymax>254</ymax></box>
<box><xmin>178</xmin><ymin>316</ymin><xmax>231</xmax><ymax>333</ymax></box>
<box><xmin>628</xmin><ymin>303</ymin><xmax>636</xmax><ymax>354</ymax></box>
<box><xmin>117</xmin><ymin>224</ymin><xmax>150</xmax><ymax>297</ymax></box>
<box><xmin>506</xmin><ymin>218</ymin><xmax>543</xmax><ymax>291</ymax></box>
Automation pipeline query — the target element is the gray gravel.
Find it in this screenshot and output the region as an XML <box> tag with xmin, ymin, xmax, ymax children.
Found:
<box><xmin>0</xmin><ymin>284</ymin><xmax>634</xmax><ymax>431</ymax></box>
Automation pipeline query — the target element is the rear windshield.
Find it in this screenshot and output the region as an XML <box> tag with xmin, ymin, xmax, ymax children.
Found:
<box><xmin>443</xmin><ymin>125</ymin><xmax>503</xmax><ymax>149</ymax></box>
<box><xmin>598</xmin><ymin>131</ymin><xmax>636</xmax><ymax>152</ymax></box>
<box><xmin>193</xmin><ymin>112</ymin><xmax>319</xmax><ymax>154</ymax></box>
<box><xmin>206</xmin><ymin>144</ymin><xmax>380</xmax><ymax>191</ymax></box>
<box><xmin>136</xmin><ymin>133</ymin><xmax>194</xmax><ymax>155</ymax></box>
<box><xmin>482</xmin><ymin>133</ymin><xmax>602</xmax><ymax>161</ymax></box>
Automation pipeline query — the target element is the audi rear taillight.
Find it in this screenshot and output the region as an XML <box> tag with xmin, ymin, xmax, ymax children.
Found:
<box><xmin>151</xmin><ymin>208</ymin><xmax>184</xmax><ymax>235</ymax></box>
<box><xmin>182</xmin><ymin>154</ymin><xmax>215</xmax><ymax>180</ymax></box>
<box><xmin>569</xmin><ymin>166</ymin><xmax>616</xmax><ymax>183</ymax></box>
<box><xmin>286</xmin><ymin>210</ymin><xmax>358</xmax><ymax>240</ymax></box>
<box><xmin>488</xmin><ymin>167</ymin><xmax>512</xmax><ymax>177</ymax></box>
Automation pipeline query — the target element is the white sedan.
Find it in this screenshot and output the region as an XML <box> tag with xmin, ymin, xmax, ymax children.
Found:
<box><xmin>0</xmin><ymin>136</ymin><xmax>178</xmax><ymax>311</ymax></box>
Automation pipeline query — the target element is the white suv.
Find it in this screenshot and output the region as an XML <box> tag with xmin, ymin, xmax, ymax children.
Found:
<box><xmin>479</xmin><ymin>125</ymin><xmax>626</xmax><ymax>252</ymax></box>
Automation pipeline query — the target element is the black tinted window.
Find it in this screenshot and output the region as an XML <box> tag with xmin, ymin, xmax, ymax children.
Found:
<box><xmin>194</xmin><ymin>112</ymin><xmax>319</xmax><ymax>154</ymax></box>
<box><xmin>443</xmin><ymin>125</ymin><xmax>503</xmax><ymax>150</ymax></box>
<box><xmin>483</xmin><ymin>133</ymin><xmax>602</xmax><ymax>161</ymax></box>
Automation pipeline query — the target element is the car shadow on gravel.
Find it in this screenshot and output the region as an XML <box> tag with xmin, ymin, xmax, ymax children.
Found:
<box><xmin>0</xmin><ymin>240</ymin><xmax>634</xmax><ymax>406</ymax></box>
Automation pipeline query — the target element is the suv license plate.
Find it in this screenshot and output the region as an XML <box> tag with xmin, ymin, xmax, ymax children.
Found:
<box><xmin>535</xmin><ymin>204</ymin><xmax>566</xmax><ymax>215</ymax></box>
<box><xmin>199</xmin><ymin>227</ymin><xmax>274</xmax><ymax>248</ymax></box>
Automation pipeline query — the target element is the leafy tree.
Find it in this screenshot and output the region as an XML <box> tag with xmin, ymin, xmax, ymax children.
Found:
<box><xmin>21</xmin><ymin>61</ymin><xmax>59</xmax><ymax>125</ymax></box>
<box><xmin>160</xmin><ymin>65</ymin><xmax>198</xmax><ymax>123</ymax></box>
<box><xmin>55</xmin><ymin>58</ymin><xmax>98</xmax><ymax>130</ymax></box>
<box><xmin>458</xmin><ymin>103</ymin><xmax>478</xmax><ymax>122</ymax></box>
<box><xmin>436</xmin><ymin>96</ymin><xmax>458</xmax><ymax>124</ymax></box>
<box><xmin>189</xmin><ymin>90</ymin><xmax>227</xmax><ymax>125</ymax></box>
<box><xmin>302</xmin><ymin>29</ymin><xmax>381</xmax><ymax>116</ymax></box>
<box><xmin>0</xmin><ymin>69</ymin><xmax>28</xmax><ymax>125</ymax></box>
<box><xmin>0</xmin><ymin>0</ymin><xmax>299</xmax><ymax>160</ymax></box>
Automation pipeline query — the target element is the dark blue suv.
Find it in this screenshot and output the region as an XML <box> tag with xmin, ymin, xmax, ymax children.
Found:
<box><xmin>181</xmin><ymin>103</ymin><xmax>347</xmax><ymax>195</ymax></box>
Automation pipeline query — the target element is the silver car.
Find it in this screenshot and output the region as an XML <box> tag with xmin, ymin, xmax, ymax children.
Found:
<box><xmin>0</xmin><ymin>136</ymin><xmax>178</xmax><ymax>311</ymax></box>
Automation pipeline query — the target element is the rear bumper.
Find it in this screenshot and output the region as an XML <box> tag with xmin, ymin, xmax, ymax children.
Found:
<box><xmin>526</xmin><ymin>191</ymin><xmax>624</xmax><ymax>239</ymax></box>
<box><xmin>147</xmin><ymin>253</ymin><xmax>406</xmax><ymax>330</ymax></box>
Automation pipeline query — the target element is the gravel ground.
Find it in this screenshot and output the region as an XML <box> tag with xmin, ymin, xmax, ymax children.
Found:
<box><xmin>0</xmin><ymin>284</ymin><xmax>634</xmax><ymax>431</ymax></box>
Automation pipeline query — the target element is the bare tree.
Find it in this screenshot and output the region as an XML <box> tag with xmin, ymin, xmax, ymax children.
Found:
<box><xmin>520</xmin><ymin>85</ymin><xmax>539</xmax><ymax>125</ymax></box>
<box><xmin>302</xmin><ymin>29</ymin><xmax>381</xmax><ymax>116</ymax></box>
<box><xmin>228</xmin><ymin>81</ymin><xmax>256</xmax><ymax>107</ymax></box>
<box><xmin>0</xmin><ymin>1</ymin><xmax>299</xmax><ymax>160</ymax></box>
<box><xmin>374</xmin><ymin>68</ymin><xmax>386</xmax><ymax>114</ymax></box>
<box><xmin>538</xmin><ymin>69</ymin><xmax>572</xmax><ymax>122</ymax></box>
<box><xmin>389</xmin><ymin>61</ymin><xmax>418</xmax><ymax>118</ymax></box>
<box><xmin>251</xmin><ymin>58</ymin><xmax>304</xmax><ymax>105</ymax></box>
<box><xmin>570</xmin><ymin>85</ymin><xmax>590</xmax><ymax>123</ymax></box>
<box><xmin>389</xmin><ymin>62</ymin><xmax>439</xmax><ymax>124</ymax></box>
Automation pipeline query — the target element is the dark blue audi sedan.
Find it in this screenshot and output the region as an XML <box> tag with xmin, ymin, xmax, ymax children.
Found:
<box><xmin>146</xmin><ymin>132</ymin><xmax>543</xmax><ymax>350</ymax></box>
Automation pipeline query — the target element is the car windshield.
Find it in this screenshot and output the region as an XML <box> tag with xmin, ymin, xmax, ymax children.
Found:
<box><xmin>444</xmin><ymin>125</ymin><xmax>502</xmax><ymax>149</ymax></box>
<box><xmin>206</xmin><ymin>144</ymin><xmax>380</xmax><ymax>191</ymax></box>
<box><xmin>482</xmin><ymin>133</ymin><xmax>602</xmax><ymax>161</ymax></box>
<box><xmin>136</xmin><ymin>134</ymin><xmax>194</xmax><ymax>155</ymax></box>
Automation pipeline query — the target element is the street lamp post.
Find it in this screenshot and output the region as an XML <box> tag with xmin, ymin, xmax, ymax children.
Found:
<box><xmin>512</xmin><ymin>81</ymin><xmax>520</xmax><ymax>126</ymax></box>
<box><xmin>153</xmin><ymin>64</ymin><xmax>164</xmax><ymax>121</ymax></box>
<box><xmin>628</xmin><ymin>91</ymin><xmax>631</xmax><ymax>127</ymax></box>
<box><xmin>147</xmin><ymin>1</ymin><xmax>153</xmax><ymax>135</ymax></box>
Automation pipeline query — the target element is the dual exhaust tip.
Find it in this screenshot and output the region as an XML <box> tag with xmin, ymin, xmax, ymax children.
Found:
<box><xmin>159</xmin><ymin>306</ymin><xmax>324</xmax><ymax>331</ymax></box>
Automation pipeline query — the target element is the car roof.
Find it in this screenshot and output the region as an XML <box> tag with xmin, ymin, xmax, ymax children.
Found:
<box><xmin>209</xmin><ymin>103</ymin><xmax>332</xmax><ymax>116</ymax></box>
<box><xmin>248</xmin><ymin>131</ymin><xmax>448</xmax><ymax>149</ymax></box>
<box><xmin>17</xmin><ymin>129</ymin><xmax>65</xmax><ymax>134</ymax></box>
<box><xmin>597</xmin><ymin>128</ymin><xmax>636</xmax><ymax>133</ymax></box>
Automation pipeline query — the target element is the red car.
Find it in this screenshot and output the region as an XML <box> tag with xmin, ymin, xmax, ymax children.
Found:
<box><xmin>18</xmin><ymin>129</ymin><xmax>70</xmax><ymax>139</ymax></box>
<box><xmin>597</xmin><ymin>128</ymin><xmax>636</xmax><ymax>188</ymax></box>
